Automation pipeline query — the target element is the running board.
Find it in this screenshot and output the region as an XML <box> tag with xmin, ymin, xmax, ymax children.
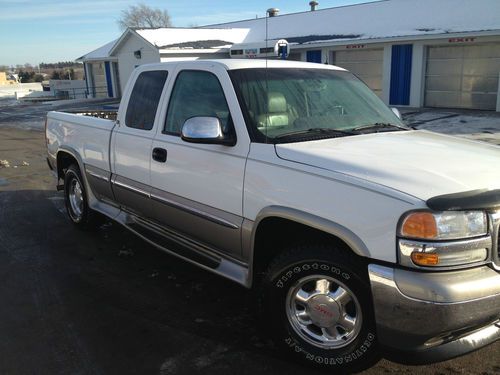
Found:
<box><xmin>122</xmin><ymin>215</ymin><xmax>250</xmax><ymax>287</ymax></box>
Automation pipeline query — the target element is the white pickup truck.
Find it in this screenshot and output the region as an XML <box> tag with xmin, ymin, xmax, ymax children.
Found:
<box><xmin>46</xmin><ymin>59</ymin><xmax>500</xmax><ymax>372</ymax></box>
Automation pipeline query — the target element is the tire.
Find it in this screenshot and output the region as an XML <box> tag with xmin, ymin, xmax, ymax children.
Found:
<box><xmin>260</xmin><ymin>245</ymin><xmax>380</xmax><ymax>373</ymax></box>
<box><xmin>64</xmin><ymin>164</ymin><xmax>103</xmax><ymax>229</ymax></box>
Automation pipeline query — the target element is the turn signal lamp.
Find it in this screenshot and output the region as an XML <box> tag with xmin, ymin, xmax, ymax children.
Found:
<box><xmin>401</xmin><ymin>212</ymin><xmax>438</xmax><ymax>239</ymax></box>
<box><xmin>410</xmin><ymin>252</ymin><xmax>439</xmax><ymax>266</ymax></box>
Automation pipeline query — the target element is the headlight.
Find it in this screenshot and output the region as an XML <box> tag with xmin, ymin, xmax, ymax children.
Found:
<box><xmin>398</xmin><ymin>210</ymin><xmax>490</xmax><ymax>268</ymax></box>
<box><xmin>399</xmin><ymin>211</ymin><xmax>487</xmax><ymax>240</ymax></box>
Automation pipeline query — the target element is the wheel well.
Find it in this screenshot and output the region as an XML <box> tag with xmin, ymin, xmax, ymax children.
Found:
<box><xmin>56</xmin><ymin>151</ymin><xmax>79</xmax><ymax>180</ymax></box>
<box><xmin>252</xmin><ymin>217</ymin><xmax>359</xmax><ymax>284</ymax></box>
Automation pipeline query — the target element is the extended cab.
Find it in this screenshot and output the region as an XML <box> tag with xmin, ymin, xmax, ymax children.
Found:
<box><xmin>46</xmin><ymin>59</ymin><xmax>500</xmax><ymax>372</ymax></box>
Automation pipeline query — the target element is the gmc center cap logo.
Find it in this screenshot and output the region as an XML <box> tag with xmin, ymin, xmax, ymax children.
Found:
<box><xmin>309</xmin><ymin>295</ymin><xmax>340</xmax><ymax>327</ymax></box>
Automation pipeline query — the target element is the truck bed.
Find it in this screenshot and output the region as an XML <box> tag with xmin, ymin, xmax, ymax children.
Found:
<box><xmin>46</xmin><ymin>110</ymin><xmax>116</xmax><ymax>174</ymax></box>
<box><xmin>64</xmin><ymin>110</ymin><xmax>118</xmax><ymax>121</ymax></box>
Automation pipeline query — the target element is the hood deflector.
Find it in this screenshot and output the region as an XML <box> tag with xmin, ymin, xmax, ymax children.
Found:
<box><xmin>426</xmin><ymin>189</ymin><xmax>500</xmax><ymax>211</ymax></box>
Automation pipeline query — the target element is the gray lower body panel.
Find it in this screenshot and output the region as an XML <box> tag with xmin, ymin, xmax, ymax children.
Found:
<box><xmin>149</xmin><ymin>187</ymin><xmax>243</xmax><ymax>259</ymax></box>
<box><xmin>114</xmin><ymin>209</ymin><xmax>250</xmax><ymax>287</ymax></box>
<box><xmin>368</xmin><ymin>264</ymin><xmax>500</xmax><ymax>363</ymax></box>
<box><xmin>85</xmin><ymin>164</ymin><xmax>114</xmax><ymax>202</ymax></box>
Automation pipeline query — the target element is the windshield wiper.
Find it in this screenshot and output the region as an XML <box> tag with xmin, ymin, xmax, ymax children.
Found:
<box><xmin>351</xmin><ymin>123</ymin><xmax>409</xmax><ymax>132</ymax></box>
<box><xmin>274</xmin><ymin>128</ymin><xmax>356</xmax><ymax>142</ymax></box>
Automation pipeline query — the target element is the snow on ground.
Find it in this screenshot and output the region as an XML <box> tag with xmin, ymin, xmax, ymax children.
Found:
<box><xmin>0</xmin><ymin>83</ymin><xmax>43</xmax><ymax>99</ymax></box>
<box><xmin>403</xmin><ymin>110</ymin><xmax>500</xmax><ymax>146</ymax></box>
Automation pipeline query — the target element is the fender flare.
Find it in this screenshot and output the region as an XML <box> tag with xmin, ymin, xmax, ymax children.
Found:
<box><xmin>249</xmin><ymin>205</ymin><xmax>371</xmax><ymax>259</ymax></box>
<box><xmin>56</xmin><ymin>146</ymin><xmax>98</xmax><ymax>207</ymax></box>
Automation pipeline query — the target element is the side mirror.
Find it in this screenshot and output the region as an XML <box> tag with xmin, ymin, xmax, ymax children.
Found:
<box><xmin>391</xmin><ymin>107</ymin><xmax>402</xmax><ymax>120</ymax></box>
<box><xmin>181</xmin><ymin>117</ymin><xmax>235</xmax><ymax>146</ymax></box>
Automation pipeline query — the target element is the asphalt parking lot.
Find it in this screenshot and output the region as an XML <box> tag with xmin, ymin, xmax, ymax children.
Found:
<box><xmin>0</xmin><ymin>101</ymin><xmax>499</xmax><ymax>374</ymax></box>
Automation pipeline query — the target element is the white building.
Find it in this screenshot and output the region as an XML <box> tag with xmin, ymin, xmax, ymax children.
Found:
<box><xmin>77</xmin><ymin>28</ymin><xmax>250</xmax><ymax>98</ymax></box>
<box><xmin>78</xmin><ymin>0</ymin><xmax>500</xmax><ymax>111</ymax></box>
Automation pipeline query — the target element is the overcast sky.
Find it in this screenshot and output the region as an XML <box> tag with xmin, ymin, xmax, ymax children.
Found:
<box><xmin>0</xmin><ymin>0</ymin><xmax>378</xmax><ymax>66</ymax></box>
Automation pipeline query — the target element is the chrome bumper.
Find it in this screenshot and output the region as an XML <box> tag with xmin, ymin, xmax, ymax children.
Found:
<box><xmin>368</xmin><ymin>264</ymin><xmax>500</xmax><ymax>364</ymax></box>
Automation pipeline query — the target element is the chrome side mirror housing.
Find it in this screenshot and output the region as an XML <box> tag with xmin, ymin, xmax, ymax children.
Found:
<box><xmin>391</xmin><ymin>107</ymin><xmax>402</xmax><ymax>120</ymax></box>
<box><xmin>181</xmin><ymin>117</ymin><xmax>235</xmax><ymax>146</ymax></box>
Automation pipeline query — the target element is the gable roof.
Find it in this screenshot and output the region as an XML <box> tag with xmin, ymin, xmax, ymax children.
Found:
<box><xmin>205</xmin><ymin>0</ymin><xmax>500</xmax><ymax>45</ymax></box>
<box><xmin>76</xmin><ymin>39</ymin><xmax>118</xmax><ymax>61</ymax></box>
<box><xmin>134</xmin><ymin>27</ymin><xmax>250</xmax><ymax>49</ymax></box>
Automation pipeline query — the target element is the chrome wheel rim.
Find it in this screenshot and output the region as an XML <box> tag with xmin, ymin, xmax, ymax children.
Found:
<box><xmin>286</xmin><ymin>274</ymin><xmax>362</xmax><ymax>349</ymax></box>
<box><xmin>68</xmin><ymin>178</ymin><xmax>84</xmax><ymax>220</ymax></box>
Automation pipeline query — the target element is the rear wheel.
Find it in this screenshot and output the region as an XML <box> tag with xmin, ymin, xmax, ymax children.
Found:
<box><xmin>260</xmin><ymin>245</ymin><xmax>380</xmax><ymax>372</ymax></box>
<box><xmin>64</xmin><ymin>164</ymin><xmax>103</xmax><ymax>229</ymax></box>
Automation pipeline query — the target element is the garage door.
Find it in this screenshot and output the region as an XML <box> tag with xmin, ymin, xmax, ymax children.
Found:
<box><xmin>334</xmin><ymin>49</ymin><xmax>383</xmax><ymax>97</ymax></box>
<box><xmin>425</xmin><ymin>44</ymin><xmax>500</xmax><ymax>110</ymax></box>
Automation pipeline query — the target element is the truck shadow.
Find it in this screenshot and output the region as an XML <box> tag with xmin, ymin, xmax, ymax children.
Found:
<box><xmin>0</xmin><ymin>189</ymin><xmax>319</xmax><ymax>374</ymax></box>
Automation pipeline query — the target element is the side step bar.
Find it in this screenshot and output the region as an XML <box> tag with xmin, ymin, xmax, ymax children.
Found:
<box><xmin>128</xmin><ymin>221</ymin><xmax>221</xmax><ymax>269</ymax></box>
<box><xmin>122</xmin><ymin>215</ymin><xmax>250</xmax><ymax>287</ymax></box>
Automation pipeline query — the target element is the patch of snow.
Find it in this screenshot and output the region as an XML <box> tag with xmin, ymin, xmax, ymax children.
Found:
<box><xmin>405</xmin><ymin>111</ymin><xmax>500</xmax><ymax>146</ymax></box>
<box><xmin>159</xmin><ymin>358</ymin><xmax>178</xmax><ymax>375</ymax></box>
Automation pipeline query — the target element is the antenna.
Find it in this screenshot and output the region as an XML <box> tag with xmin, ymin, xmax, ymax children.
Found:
<box><xmin>265</xmin><ymin>9</ymin><xmax>270</xmax><ymax>141</ymax></box>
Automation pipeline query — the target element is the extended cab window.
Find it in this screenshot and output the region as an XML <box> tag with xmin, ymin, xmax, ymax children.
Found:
<box><xmin>164</xmin><ymin>70</ymin><xmax>232</xmax><ymax>135</ymax></box>
<box><xmin>125</xmin><ymin>70</ymin><xmax>168</xmax><ymax>130</ymax></box>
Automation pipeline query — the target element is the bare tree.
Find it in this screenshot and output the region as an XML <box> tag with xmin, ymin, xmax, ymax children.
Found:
<box><xmin>118</xmin><ymin>3</ymin><xmax>172</xmax><ymax>30</ymax></box>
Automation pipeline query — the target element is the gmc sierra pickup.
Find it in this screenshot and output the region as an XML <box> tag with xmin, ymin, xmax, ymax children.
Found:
<box><xmin>46</xmin><ymin>59</ymin><xmax>500</xmax><ymax>372</ymax></box>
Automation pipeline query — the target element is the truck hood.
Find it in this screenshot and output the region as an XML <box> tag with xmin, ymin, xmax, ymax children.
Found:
<box><xmin>275</xmin><ymin>130</ymin><xmax>500</xmax><ymax>201</ymax></box>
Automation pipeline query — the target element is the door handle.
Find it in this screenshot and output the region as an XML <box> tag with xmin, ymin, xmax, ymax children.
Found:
<box><xmin>152</xmin><ymin>147</ymin><xmax>167</xmax><ymax>163</ymax></box>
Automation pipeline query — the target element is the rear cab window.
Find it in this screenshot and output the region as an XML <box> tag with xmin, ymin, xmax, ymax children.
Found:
<box><xmin>125</xmin><ymin>70</ymin><xmax>168</xmax><ymax>130</ymax></box>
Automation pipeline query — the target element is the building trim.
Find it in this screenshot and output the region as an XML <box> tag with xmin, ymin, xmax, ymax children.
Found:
<box><xmin>287</xmin><ymin>30</ymin><xmax>500</xmax><ymax>51</ymax></box>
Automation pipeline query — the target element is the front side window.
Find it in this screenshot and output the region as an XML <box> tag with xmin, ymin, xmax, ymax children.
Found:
<box><xmin>229</xmin><ymin>68</ymin><xmax>405</xmax><ymax>143</ymax></box>
<box><xmin>164</xmin><ymin>70</ymin><xmax>233</xmax><ymax>135</ymax></box>
<box><xmin>125</xmin><ymin>70</ymin><xmax>168</xmax><ymax>130</ymax></box>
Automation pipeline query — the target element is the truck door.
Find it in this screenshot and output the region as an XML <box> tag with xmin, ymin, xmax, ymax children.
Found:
<box><xmin>149</xmin><ymin>65</ymin><xmax>249</xmax><ymax>259</ymax></box>
<box><xmin>111</xmin><ymin>69</ymin><xmax>168</xmax><ymax>218</ymax></box>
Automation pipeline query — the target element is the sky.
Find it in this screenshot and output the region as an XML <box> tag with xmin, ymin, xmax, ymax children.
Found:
<box><xmin>0</xmin><ymin>0</ymin><xmax>379</xmax><ymax>66</ymax></box>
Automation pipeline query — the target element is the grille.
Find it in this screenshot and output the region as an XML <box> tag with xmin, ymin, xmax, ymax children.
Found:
<box><xmin>494</xmin><ymin>212</ymin><xmax>500</xmax><ymax>267</ymax></box>
<box><xmin>497</xmin><ymin>224</ymin><xmax>500</xmax><ymax>265</ymax></box>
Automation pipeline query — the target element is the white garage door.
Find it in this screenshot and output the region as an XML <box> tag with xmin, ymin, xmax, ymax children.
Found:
<box><xmin>425</xmin><ymin>44</ymin><xmax>500</xmax><ymax>110</ymax></box>
<box><xmin>334</xmin><ymin>49</ymin><xmax>383</xmax><ymax>97</ymax></box>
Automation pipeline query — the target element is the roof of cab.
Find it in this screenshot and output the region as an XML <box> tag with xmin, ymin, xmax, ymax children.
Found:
<box><xmin>137</xmin><ymin>59</ymin><xmax>346</xmax><ymax>72</ymax></box>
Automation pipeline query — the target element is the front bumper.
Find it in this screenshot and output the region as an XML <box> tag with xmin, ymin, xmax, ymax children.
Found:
<box><xmin>368</xmin><ymin>264</ymin><xmax>500</xmax><ymax>364</ymax></box>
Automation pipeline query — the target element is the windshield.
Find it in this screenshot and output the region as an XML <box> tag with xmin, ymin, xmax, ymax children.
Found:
<box><xmin>229</xmin><ymin>68</ymin><xmax>405</xmax><ymax>143</ymax></box>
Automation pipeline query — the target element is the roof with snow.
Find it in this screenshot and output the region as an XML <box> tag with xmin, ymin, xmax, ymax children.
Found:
<box><xmin>76</xmin><ymin>39</ymin><xmax>117</xmax><ymax>61</ymax></box>
<box><xmin>204</xmin><ymin>0</ymin><xmax>500</xmax><ymax>45</ymax></box>
<box><xmin>133</xmin><ymin>28</ymin><xmax>249</xmax><ymax>49</ymax></box>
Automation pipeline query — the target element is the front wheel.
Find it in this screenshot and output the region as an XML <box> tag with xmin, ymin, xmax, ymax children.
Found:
<box><xmin>260</xmin><ymin>245</ymin><xmax>380</xmax><ymax>373</ymax></box>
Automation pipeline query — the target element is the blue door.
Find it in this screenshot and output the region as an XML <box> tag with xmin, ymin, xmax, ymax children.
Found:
<box><xmin>307</xmin><ymin>50</ymin><xmax>322</xmax><ymax>64</ymax></box>
<box><xmin>104</xmin><ymin>61</ymin><xmax>114</xmax><ymax>98</ymax></box>
<box><xmin>389</xmin><ymin>45</ymin><xmax>412</xmax><ymax>105</ymax></box>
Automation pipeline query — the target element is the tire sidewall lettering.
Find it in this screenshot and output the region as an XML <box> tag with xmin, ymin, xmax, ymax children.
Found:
<box><xmin>283</xmin><ymin>332</ymin><xmax>376</xmax><ymax>366</ymax></box>
<box><xmin>275</xmin><ymin>261</ymin><xmax>351</xmax><ymax>288</ymax></box>
<box><xmin>273</xmin><ymin>259</ymin><xmax>376</xmax><ymax>368</ymax></box>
